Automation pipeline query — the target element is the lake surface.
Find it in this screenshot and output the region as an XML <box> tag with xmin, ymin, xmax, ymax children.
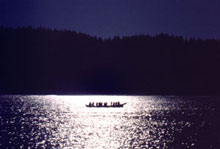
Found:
<box><xmin>0</xmin><ymin>95</ymin><xmax>220</xmax><ymax>148</ymax></box>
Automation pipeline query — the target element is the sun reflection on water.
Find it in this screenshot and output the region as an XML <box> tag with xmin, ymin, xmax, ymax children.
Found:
<box><xmin>1</xmin><ymin>95</ymin><xmax>215</xmax><ymax>148</ymax></box>
<box><xmin>40</xmin><ymin>95</ymin><xmax>163</xmax><ymax>148</ymax></box>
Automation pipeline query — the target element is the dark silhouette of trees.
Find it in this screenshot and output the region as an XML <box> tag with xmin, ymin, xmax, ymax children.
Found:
<box><xmin>0</xmin><ymin>26</ymin><xmax>220</xmax><ymax>95</ymax></box>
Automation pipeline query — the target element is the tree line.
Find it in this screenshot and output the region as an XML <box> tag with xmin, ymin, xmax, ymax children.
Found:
<box><xmin>0</xmin><ymin>26</ymin><xmax>220</xmax><ymax>95</ymax></box>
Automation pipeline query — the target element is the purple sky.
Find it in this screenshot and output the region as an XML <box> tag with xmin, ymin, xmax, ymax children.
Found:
<box><xmin>0</xmin><ymin>0</ymin><xmax>220</xmax><ymax>39</ymax></box>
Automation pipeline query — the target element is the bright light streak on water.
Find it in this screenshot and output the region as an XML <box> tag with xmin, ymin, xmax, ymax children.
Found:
<box><xmin>0</xmin><ymin>95</ymin><xmax>220</xmax><ymax>148</ymax></box>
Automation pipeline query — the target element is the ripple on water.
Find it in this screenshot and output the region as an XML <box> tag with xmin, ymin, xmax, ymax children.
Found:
<box><xmin>0</xmin><ymin>95</ymin><xmax>220</xmax><ymax>148</ymax></box>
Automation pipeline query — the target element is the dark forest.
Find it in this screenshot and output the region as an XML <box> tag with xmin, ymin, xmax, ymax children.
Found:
<box><xmin>1</xmin><ymin>27</ymin><xmax>220</xmax><ymax>95</ymax></box>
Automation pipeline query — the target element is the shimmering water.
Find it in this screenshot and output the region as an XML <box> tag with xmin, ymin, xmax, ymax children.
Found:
<box><xmin>0</xmin><ymin>96</ymin><xmax>220</xmax><ymax>148</ymax></box>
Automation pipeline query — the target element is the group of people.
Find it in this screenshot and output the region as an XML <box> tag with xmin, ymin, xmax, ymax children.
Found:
<box><xmin>88</xmin><ymin>101</ymin><xmax>121</xmax><ymax>107</ymax></box>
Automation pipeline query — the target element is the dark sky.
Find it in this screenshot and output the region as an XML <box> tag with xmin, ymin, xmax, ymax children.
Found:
<box><xmin>0</xmin><ymin>0</ymin><xmax>219</xmax><ymax>39</ymax></box>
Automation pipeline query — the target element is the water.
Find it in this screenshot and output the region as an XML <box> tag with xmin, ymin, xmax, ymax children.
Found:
<box><xmin>0</xmin><ymin>95</ymin><xmax>220</xmax><ymax>148</ymax></box>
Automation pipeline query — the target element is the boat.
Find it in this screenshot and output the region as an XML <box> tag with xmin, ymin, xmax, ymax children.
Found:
<box><xmin>86</xmin><ymin>102</ymin><xmax>127</xmax><ymax>108</ymax></box>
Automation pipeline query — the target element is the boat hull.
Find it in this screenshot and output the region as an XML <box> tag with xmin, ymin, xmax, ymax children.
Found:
<box><xmin>86</xmin><ymin>103</ymin><xmax>126</xmax><ymax>108</ymax></box>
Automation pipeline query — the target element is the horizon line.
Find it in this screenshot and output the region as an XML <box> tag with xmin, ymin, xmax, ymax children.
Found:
<box><xmin>1</xmin><ymin>25</ymin><xmax>219</xmax><ymax>41</ymax></box>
